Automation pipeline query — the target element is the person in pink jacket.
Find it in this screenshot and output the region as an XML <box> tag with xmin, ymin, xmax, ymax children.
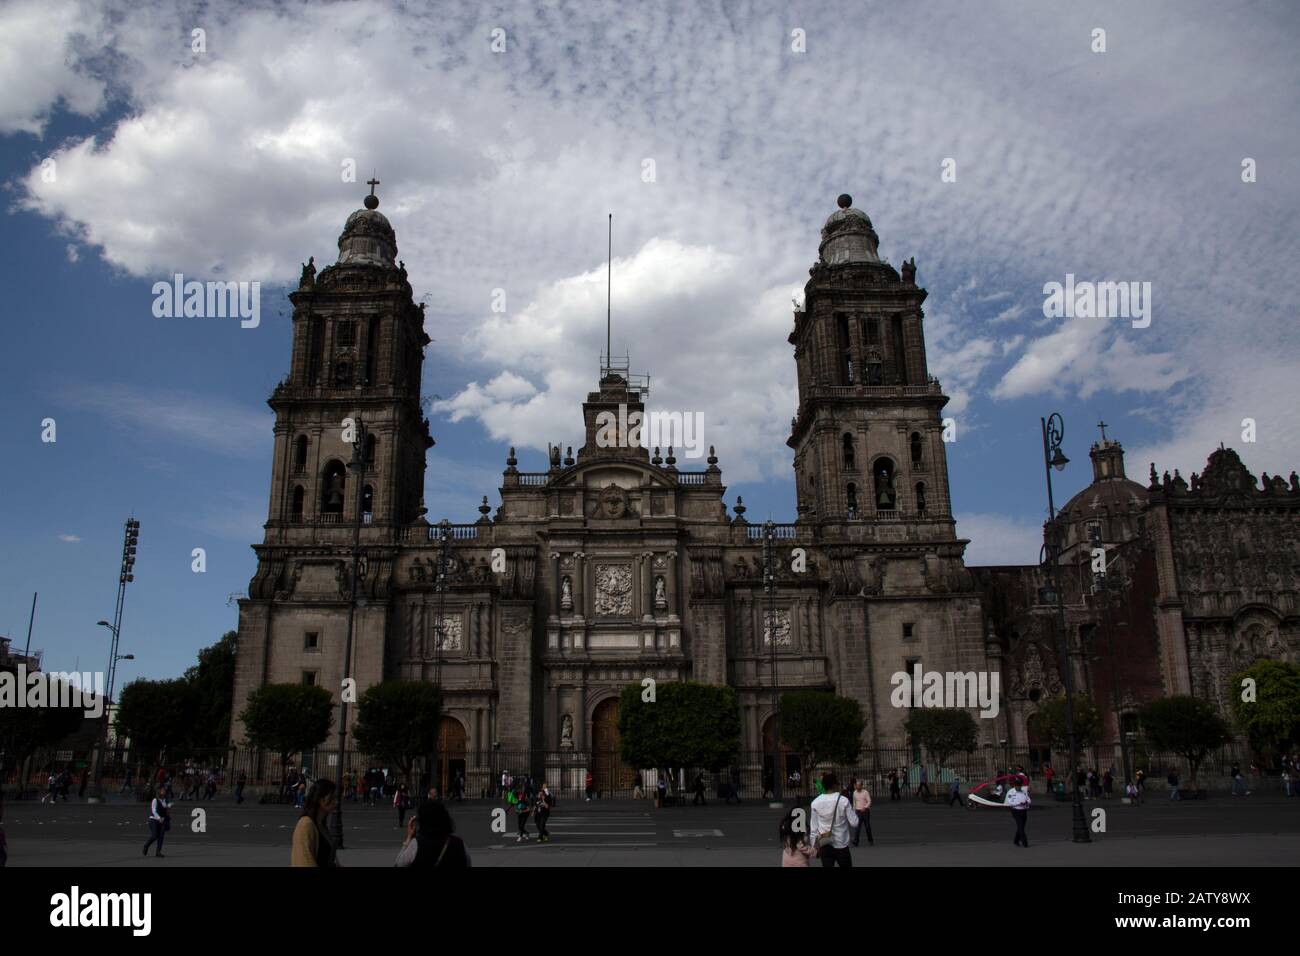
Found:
<box><xmin>779</xmin><ymin>810</ymin><xmax>817</xmax><ymax>866</ymax></box>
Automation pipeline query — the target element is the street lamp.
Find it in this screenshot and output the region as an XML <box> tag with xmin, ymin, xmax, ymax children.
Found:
<box><xmin>1039</xmin><ymin>412</ymin><xmax>1090</xmax><ymax>843</ymax></box>
<box><xmin>331</xmin><ymin>419</ymin><xmax>368</xmax><ymax>849</ymax></box>
<box><xmin>90</xmin><ymin>518</ymin><xmax>139</xmax><ymax>802</ymax></box>
<box><xmin>763</xmin><ymin>520</ymin><xmax>783</xmax><ymax>806</ymax></box>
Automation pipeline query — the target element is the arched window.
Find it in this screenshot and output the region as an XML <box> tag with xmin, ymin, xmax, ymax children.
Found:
<box><xmin>910</xmin><ymin>431</ymin><xmax>923</xmax><ymax>465</ymax></box>
<box><xmin>836</xmin><ymin>313</ymin><xmax>853</xmax><ymax>384</ymax></box>
<box><xmin>290</xmin><ymin>485</ymin><xmax>305</xmax><ymax>520</ymax></box>
<box><xmin>915</xmin><ymin>482</ymin><xmax>927</xmax><ymax>514</ymax></box>
<box><xmin>293</xmin><ymin>434</ymin><xmax>308</xmax><ymax>472</ymax></box>
<box><xmin>842</xmin><ymin>433</ymin><xmax>856</xmax><ymax>470</ymax></box>
<box><xmin>361</xmin><ymin>484</ymin><xmax>374</xmax><ymax>523</ymax></box>
<box><xmin>364</xmin><ymin>316</ymin><xmax>380</xmax><ymax>385</ymax></box>
<box><xmin>364</xmin><ymin>433</ymin><xmax>377</xmax><ymax>469</ymax></box>
<box><xmin>321</xmin><ymin>460</ymin><xmax>346</xmax><ymax>515</ymax></box>
<box><xmin>874</xmin><ymin>459</ymin><xmax>897</xmax><ymax>511</ymax></box>
<box><xmin>846</xmin><ymin>482</ymin><xmax>858</xmax><ymax>518</ymax></box>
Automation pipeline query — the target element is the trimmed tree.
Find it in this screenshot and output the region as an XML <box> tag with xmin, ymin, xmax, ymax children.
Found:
<box><xmin>1139</xmin><ymin>695</ymin><xmax>1230</xmax><ymax>788</ymax></box>
<box><xmin>0</xmin><ymin>692</ymin><xmax>86</xmax><ymax>787</ymax></box>
<box><xmin>779</xmin><ymin>690</ymin><xmax>865</xmax><ymax>785</ymax></box>
<box><xmin>904</xmin><ymin>707</ymin><xmax>979</xmax><ymax>776</ymax></box>
<box><xmin>115</xmin><ymin>678</ymin><xmax>199</xmax><ymax>760</ymax></box>
<box><xmin>617</xmin><ymin>681</ymin><xmax>741</xmax><ymax>798</ymax></box>
<box><xmin>1228</xmin><ymin>659</ymin><xmax>1300</xmax><ymax>758</ymax></box>
<box><xmin>238</xmin><ymin>683</ymin><xmax>334</xmax><ymax>772</ymax></box>
<box><xmin>1035</xmin><ymin>695</ymin><xmax>1103</xmax><ymax>752</ymax></box>
<box><xmin>352</xmin><ymin>680</ymin><xmax>442</xmax><ymax>787</ymax></box>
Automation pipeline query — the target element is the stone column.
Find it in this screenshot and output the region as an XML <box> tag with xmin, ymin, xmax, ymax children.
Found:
<box><xmin>641</xmin><ymin>551</ymin><xmax>654</xmax><ymax>621</ymax></box>
<box><xmin>573</xmin><ymin>552</ymin><xmax>585</xmax><ymax>617</ymax></box>
<box><xmin>550</xmin><ymin>552</ymin><xmax>561</xmax><ymax>620</ymax></box>
<box><xmin>664</xmin><ymin>551</ymin><xmax>678</xmax><ymax>617</ymax></box>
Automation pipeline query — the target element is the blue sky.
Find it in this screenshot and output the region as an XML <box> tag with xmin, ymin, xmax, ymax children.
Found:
<box><xmin>2</xmin><ymin>0</ymin><xmax>1298</xmax><ymax>683</ymax></box>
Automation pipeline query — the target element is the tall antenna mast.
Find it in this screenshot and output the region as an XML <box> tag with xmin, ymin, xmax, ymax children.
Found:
<box><xmin>606</xmin><ymin>212</ymin><xmax>612</xmax><ymax>370</ymax></box>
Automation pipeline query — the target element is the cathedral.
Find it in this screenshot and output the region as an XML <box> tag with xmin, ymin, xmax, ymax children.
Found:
<box><xmin>229</xmin><ymin>187</ymin><xmax>1300</xmax><ymax>790</ymax></box>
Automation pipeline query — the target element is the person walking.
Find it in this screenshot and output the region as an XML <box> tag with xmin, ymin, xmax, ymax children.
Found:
<box><xmin>1125</xmin><ymin>780</ymin><xmax>1140</xmax><ymax>803</ymax></box>
<box><xmin>779</xmin><ymin>809</ymin><xmax>816</xmax><ymax>867</ymax></box>
<box><xmin>395</xmin><ymin>782</ymin><xmax>410</xmax><ymax>827</ymax></box>
<box><xmin>535</xmin><ymin>785</ymin><xmax>553</xmax><ymax>844</ymax></box>
<box><xmin>947</xmin><ymin>775</ymin><xmax>963</xmax><ymax>808</ymax></box>
<box><xmin>42</xmin><ymin>771</ymin><xmax>57</xmax><ymax>805</ymax></box>
<box><xmin>888</xmin><ymin>769</ymin><xmax>900</xmax><ymax>802</ymax></box>
<box><xmin>851</xmin><ymin>779</ymin><xmax>874</xmax><ymax>846</ymax></box>
<box><xmin>235</xmin><ymin>769</ymin><xmax>247</xmax><ymax>805</ymax></box>
<box><xmin>1167</xmin><ymin>770</ymin><xmax>1181</xmax><ymax>800</ymax></box>
<box><xmin>1135</xmin><ymin>768</ymin><xmax>1145</xmax><ymax>796</ymax></box>
<box><xmin>1006</xmin><ymin>777</ymin><xmax>1031</xmax><ymax>848</ymax></box>
<box><xmin>290</xmin><ymin>779</ymin><xmax>339</xmax><ymax>867</ymax></box>
<box><xmin>693</xmin><ymin>772</ymin><xmax>707</xmax><ymax>806</ymax></box>
<box><xmin>1230</xmin><ymin>763</ymin><xmax>1250</xmax><ymax>796</ymax></box>
<box><xmin>1043</xmin><ymin>764</ymin><xmax>1055</xmax><ymax>796</ymax></box>
<box><xmin>584</xmin><ymin>770</ymin><xmax>594</xmax><ymax>802</ymax></box>
<box><xmin>142</xmin><ymin>785</ymin><xmax>171</xmax><ymax>859</ymax></box>
<box><xmin>1103</xmin><ymin>767</ymin><xmax>1114</xmax><ymax>799</ymax></box>
<box><xmin>657</xmin><ymin>774</ymin><xmax>669</xmax><ymax>807</ymax></box>
<box><xmin>396</xmin><ymin>799</ymin><xmax>470</xmax><ymax>867</ymax></box>
<box><xmin>514</xmin><ymin>784</ymin><xmax>532</xmax><ymax>843</ymax></box>
<box><xmin>915</xmin><ymin>764</ymin><xmax>931</xmax><ymax>800</ymax></box>
<box><xmin>809</xmin><ymin>773</ymin><xmax>858</xmax><ymax>868</ymax></box>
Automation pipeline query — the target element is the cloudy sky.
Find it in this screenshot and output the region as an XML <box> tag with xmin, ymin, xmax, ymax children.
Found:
<box><xmin>2</xmin><ymin>0</ymin><xmax>1298</xmax><ymax>681</ymax></box>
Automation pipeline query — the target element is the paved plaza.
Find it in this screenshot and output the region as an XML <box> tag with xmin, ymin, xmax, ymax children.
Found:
<box><xmin>5</xmin><ymin>791</ymin><xmax>1297</xmax><ymax>867</ymax></box>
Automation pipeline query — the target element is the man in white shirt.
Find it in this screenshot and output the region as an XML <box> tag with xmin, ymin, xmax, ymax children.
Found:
<box><xmin>809</xmin><ymin>772</ymin><xmax>859</xmax><ymax>867</ymax></box>
<box><xmin>1006</xmin><ymin>777</ymin><xmax>1031</xmax><ymax>847</ymax></box>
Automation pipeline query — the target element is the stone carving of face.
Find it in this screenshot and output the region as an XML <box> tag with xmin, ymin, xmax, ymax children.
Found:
<box><xmin>601</xmin><ymin>485</ymin><xmax>626</xmax><ymax>519</ymax></box>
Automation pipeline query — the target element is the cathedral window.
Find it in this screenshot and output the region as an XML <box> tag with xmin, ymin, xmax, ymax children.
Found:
<box><xmin>910</xmin><ymin>431</ymin><xmax>923</xmax><ymax>465</ymax></box>
<box><xmin>846</xmin><ymin>482</ymin><xmax>858</xmax><ymax>518</ymax></box>
<box><xmin>915</xmin><ymin>481</ymin><xmax>927</xmax><ymax>514</ymax></box>
<box><xmin>290</xmin><ymin>485</ymin><xmax>305</xmax><ymax>521</ymax></box>
<box><xmin>364</xmin><ymin>433</ymin><xmax>377</xmax><ymax>470</ymax></box>
<box><xmin>302</xmin><ymin>671</ymin><xmax>317</xmax><ymax>686</ymax></box>
<box><xmin>836</xmin><ymin>313</ymin><xmax>852</xmax><ymax>384</ymax></box>
<box><xmin>304</xmin><ymin>631</ymin><xmax>319</xmax><ymax>651</ymax></box>
<box><xmin>307</xmin><ymin>320</ymin><xmax>324</xmax><ymax>386</ymax></box>
<box><xmin>891</xmin><ymin>314</ymin><xmax>908</xmax><ymax>385</ymax></box>
<box><xmin>842</xmin><ymin>433</ymin><xmax>856</xmax><ymax>470</ymax></box>
<box><xmin>321</xmin><ymin>461</ymin><xmax>346</xmax><ymax>515</ymax></box>
<box><xmin>865</xmin><ymin>316</ymin><xmax>880</xmax><ymax>345</ymax></box>
<box><xmin>874</xmin><ymin>458</ymin><xmax>897</xmax><ymax>511</ymax></box>
<box><xmin>903</xmin><ymin>623</ymin><xmax>915</xmax><ymax>641</ymax></box>
<box><xmin>361</xmin><ymin>484</ymin><xmax>375</xmax><ymax>523</ymax></box>
<box><xmin>865</xmin><ymin>361</ymin><xmax>883</xmax><ymax>386</ymax></box>
<box><xmin>336</xmin><ymin>320</ymin><xmax>356</xmax><ymax>348</ymax></box>
<box><xmin>293</xmin><ymin>434</ymin><xmax>308</xmax><ymax>473</ymax></box>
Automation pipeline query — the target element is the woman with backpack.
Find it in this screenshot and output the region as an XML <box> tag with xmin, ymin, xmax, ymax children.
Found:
<box><xmin>396</xmin><ymin>799</ymin><xmax>469</xmax><ymax>867</ymax></box>
<box><xmin>142</xmin><ymin>785</ymin><xmax>171</xmax><ymax>858</ymax></box>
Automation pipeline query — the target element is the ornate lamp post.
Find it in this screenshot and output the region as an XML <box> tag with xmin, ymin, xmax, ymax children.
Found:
<box><xmin>1039</xmin><ymin>412</ymin><xmax>1090</xmax><ymax>843</ymax></box>
<box><xmin>763</xmin><ymin>520</ymin><xmax>783</xmax><ymax>805</ymax></box>
<box><xmin>428</xmin><ymin>518</ymin><xmax>453</xmax><ymax>795</ymax></box>
<box><xmin>331</xmin><ymin>419</ymin><xmax>368</xmax><ymax>849</ymax></box>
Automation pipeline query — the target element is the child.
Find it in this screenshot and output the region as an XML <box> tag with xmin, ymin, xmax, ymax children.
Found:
<box><xmin>779</xmin><ymin>810</ymin><xmax>816</xmax><ymax>867</ymax></box>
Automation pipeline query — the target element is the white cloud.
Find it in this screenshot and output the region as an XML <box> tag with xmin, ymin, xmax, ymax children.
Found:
<box><xmin>57</xmin><ymin>534</ymin><xmax>82</xmax><ymax>543</ymax></box>
<box><xmin>56</xmin><ymin>382</ymin><xmax>273</xmax><ymax>458</ymax></box>
<box><xmin>956</xmin><ymin>513</ymin><xmax>1045</xmax><ymax>567</ymax></box>
<box><xmin>65</xmin><ymin>244</ymin><xmax>79</xmax><ymax>263</ymax></box>
<box><xmin>0</xmin><ymin>0</ymin><xmax>108</xmax><ymax>134</ymax></box>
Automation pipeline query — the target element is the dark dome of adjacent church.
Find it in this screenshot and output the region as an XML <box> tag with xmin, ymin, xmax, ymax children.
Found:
<box><xmin>1056</xmin><ymin>435</ymin><xmax>1149</xmax><ymax>556</ymax></box>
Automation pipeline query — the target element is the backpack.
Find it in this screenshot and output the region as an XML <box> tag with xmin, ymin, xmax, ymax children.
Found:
<box><xmin>544</xmin><ymin>790</ymin><xmax>555</xmax><ymax>809</ymax></box>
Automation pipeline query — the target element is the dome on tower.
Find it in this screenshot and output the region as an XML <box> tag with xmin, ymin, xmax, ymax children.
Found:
<box><xmin>819</xmin><ymin>193</ymin><xmax>880</xmax><ymax>265</ymax></box>
<box><xmin>336</xmin><ymin>189</ymin><xmax>397</xmax><ymax>268</ymax></box>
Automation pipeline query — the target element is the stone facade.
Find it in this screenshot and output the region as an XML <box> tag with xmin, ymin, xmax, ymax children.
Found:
<box><xmin>230</xmin><ymin>191</ymin><xmax>1004</xmax><ymax>772</ymax></box>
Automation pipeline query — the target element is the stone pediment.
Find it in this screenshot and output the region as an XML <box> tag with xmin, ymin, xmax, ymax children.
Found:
<box><xmin>553</xmin><ymin>461</ymin><xmax>674</xmax><ymax>491</ymax></box>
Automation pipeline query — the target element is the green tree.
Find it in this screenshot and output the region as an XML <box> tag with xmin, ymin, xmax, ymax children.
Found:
<box><xmin>352</xmin><ymin>680</ymin><xmax>442</xmax><ymax>786</ymax></box>
<box><xmin>238</xmin><ymin>683</ymin><xmax>333</xmax><ymax>771</ymax></box>
<box><xmin>779</xmin><ymin>690</ymin><xmax>865</xmax><ymax>781</ymax></box>
<box><xmin>904</xmin><ymin>707</ymin><xmax>979</xmax><ymax>775</ymax></box>
<box><xmin>1139</xmin><ymin>696</ymin><xmax>1230</xmax><ymax>787</ymax></box>
<box><xmin>617</xmin><ymin>681</ymin><xmax>741</xmax><ymax>796</ymax></box>
<box><xmin>1035</xmin><ymin>695</ymin><xmax>1103</xmax><ymax>752</ymax></box>
<box><xmin>185</xmin><ymin>631</ymin><xmax>237</xmax><ymax>750</ymax></box>
<box><xmin>1228</xmin><ymin>659</ymin><xmax>1300</xmax><ymax>757</ymax></box>
<box><xmin>0</xmin><ymin>684</ymin><xmax>86</xmax><ymax>780</ymax></box>
<box><xmin>114</xmin><ymin>678</ymin><xmax>198</xmax><ymax>759</ymax></box>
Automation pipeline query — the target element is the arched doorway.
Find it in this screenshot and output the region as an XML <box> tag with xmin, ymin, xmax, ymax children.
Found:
<box><xmin>761</xmin><ymin>715</ymin><xmax>798</xmax><ymax>795</ymax></box>
<box><xmin>435</xmin><ymin>715</ymin><xmax>466</xmax><ymax>796</ymax></box>
<box><xmin>1027</xmin><ymin>712</ymin><xmax>1052</xmax><ymax>774</ymax></box>
<box><xmin>591</xmin><ymin>698</ymin><xmax>635</xmax><ymax>797</ymax></box>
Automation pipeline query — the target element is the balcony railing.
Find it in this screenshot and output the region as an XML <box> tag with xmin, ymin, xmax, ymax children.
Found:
<box><xmin>745</xmin><ymin>523</ymin><xmax>798</xmax><ymax>540</ymax></box>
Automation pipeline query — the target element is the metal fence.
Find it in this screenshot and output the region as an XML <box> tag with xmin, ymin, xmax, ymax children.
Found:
<box><xmin>1</xmin><ymin>740</ymin><xmax>1263</xmax><ymax>801</ymax></box>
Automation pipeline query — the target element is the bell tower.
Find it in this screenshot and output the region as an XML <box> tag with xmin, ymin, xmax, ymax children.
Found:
<box><xmin>787</xmin><ymin>194</ymin><xmax>956</xmax><ymax>534</ymax></box>
<box><xmin>263</xmin><ymin>183</ymin><xmax>433</xmax><ymax>542</ymax></box>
